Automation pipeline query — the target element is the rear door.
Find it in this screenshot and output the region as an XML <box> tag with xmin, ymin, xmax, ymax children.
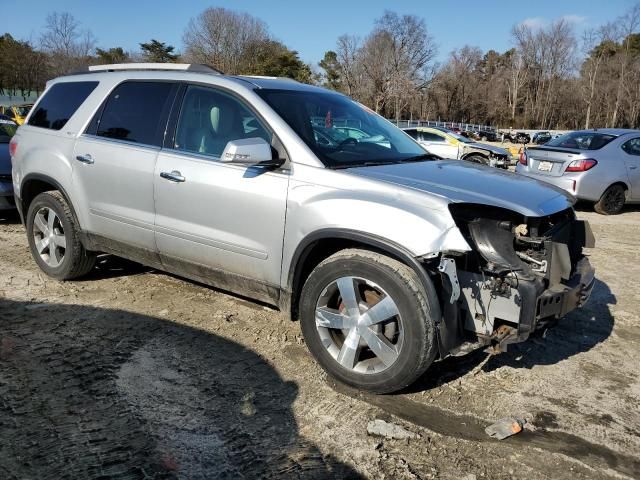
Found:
<box><xmin>72</xmin><ymin>81</ymin><xmax>178</xmax><ymax>251</ymax></box>
<box><xmin>621</xmin><ymin>137</ymin><xmax>640</xmax><ymax>200</ymax></box>
<box><xmin>419</xmin><ymin>131</ymin><xmax>458</xmax><ymax>158</ymax></box>
<box><xmin>153</xmin><ymin>84</ymin><xmax>288</xmax><ymax>294</ymax></box>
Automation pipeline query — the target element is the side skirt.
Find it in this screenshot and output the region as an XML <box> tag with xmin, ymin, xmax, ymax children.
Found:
<box><xmin>81</xmin><ymin>232</ymin><xmax>281</xmax><ymax>308</ymax></box>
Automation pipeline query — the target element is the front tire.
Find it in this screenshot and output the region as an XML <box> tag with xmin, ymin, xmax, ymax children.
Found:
<box><xmin>299</xmin><ymin>249</ymin><xmax>439</xmax><ymax>393</ymax></box>
<box><xmin>594</xmin><ymin>184</ymin><xmax>626</xmax><ymax>215</ymax></box>
<box><xmin>26</xmin><ymin>191</ymin><xmax>96</xmax><ymax>279</ymax></box>
<box><xmin>466</xmin><ymin>154</ymin><xmax>489</xmax><ymax>166</ymax></box>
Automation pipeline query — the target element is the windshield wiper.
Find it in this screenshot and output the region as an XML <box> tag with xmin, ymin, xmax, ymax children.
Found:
<box><xmin>401</xmin><ymin>153</ymin><xmax>440</xmax><ymax>162</ymax></box>
<box><xmin>330</xmin><ymin>154</ymin><xmax>439</xmax><ymax>169</ymax></box>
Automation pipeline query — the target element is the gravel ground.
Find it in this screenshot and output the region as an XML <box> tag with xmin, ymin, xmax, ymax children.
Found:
<box><xmin>0</xmin><ymin>205</ymin><xmax>638</xmax><ymax>479</ymax></box>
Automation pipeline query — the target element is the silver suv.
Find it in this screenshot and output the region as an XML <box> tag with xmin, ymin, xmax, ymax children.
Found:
<box><xmin>11</xmin><ymin>64</ymin><xmax>596</xmax><ymax>393</ymax></box>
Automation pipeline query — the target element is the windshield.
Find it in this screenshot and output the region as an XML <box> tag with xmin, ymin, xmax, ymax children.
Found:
<box><xmin>545</xmin><ymin>131</ymin><xmax>616</xmax><ymax>150</ymax></box>
<box><xmin>0</xmin><ymin>118</ymin><xmax>17</xmax><ymax>143</ymax></box>
<box><xmin>256</xmin><ymin>89</ymin><xmax>429</xmax><ymax>168</ymax></box>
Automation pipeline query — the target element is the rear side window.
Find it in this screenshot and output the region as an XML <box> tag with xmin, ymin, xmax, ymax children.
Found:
<box><xmin>28</xmin><ymin>81</ymin><xmax>98</xmax><ymax>130</ymax></box>
<box><xmin>421</xmin><ymin>132</ymin><xmax>445</xmax><ymax>142</ymax></box>
<box><xmin>405</xmin><ymin>129</ymin><xmax>418</xmax><ymax>139</ymax></box>
<box><xmin>622</xmin><ymin>138</ymin><xmax>640</xmax><ymax>156</ymax></box>
<box><xmin>94</xmin><ymin>81</ymin><xmax>177</xmax><ymax>147</ymax></box>
<box><xmin>545</xmin><ymin>131</ymin><xmax>616</xmax><ymax>150</ymax></box>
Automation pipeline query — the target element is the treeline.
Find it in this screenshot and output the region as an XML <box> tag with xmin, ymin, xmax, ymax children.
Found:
<box><xmin>0</xmin><ymin>8</ymin><xmax>311</xmax><ymax>100</ymax></box>
<box><xmin>1</xmin><ymin>6</ymin><xmax>639</xmax><ymax>129</ymax></box>
<box><xmin>320</xmin><ymin>4</ymin><xmax>640</xmax><ymax>129</ymax></box>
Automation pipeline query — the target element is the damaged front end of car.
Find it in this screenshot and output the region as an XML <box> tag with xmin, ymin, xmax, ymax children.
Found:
<box><xmin>430</xmin><ymin>203</ymin><xmax>596</xmax><ymax>358</ymax></box>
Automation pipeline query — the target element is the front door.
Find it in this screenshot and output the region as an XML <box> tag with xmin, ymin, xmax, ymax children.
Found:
<box><xmin>154</xmin><ymin>84</ymin><xmax>288</xmax><ymax>299</ymax></box>
<box><xmin>419</xmin><ymin>131</ymin><xmax>458</xmax><ymax>159</ymax></box>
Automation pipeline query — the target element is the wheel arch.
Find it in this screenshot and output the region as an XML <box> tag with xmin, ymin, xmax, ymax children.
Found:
<box><xmin>19</xmin><ymin>174</ymin><xmax>81</xmax><ymax>228</ymax></box>
<box><xmin>461</xmin><ymin>152</ymin><xmax>488</xmax><ymax>161</ymax></box>
<box><xmin>283</xmin><ymin>228</ymin><xmax>441</xmax><ymax>323</ymax></box>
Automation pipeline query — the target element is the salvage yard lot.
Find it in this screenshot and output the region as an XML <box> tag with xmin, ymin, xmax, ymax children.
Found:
<box><xmin>0</xmin><ymin>207</ymin><xmax>638</xmax><ymax>479</ymax></box>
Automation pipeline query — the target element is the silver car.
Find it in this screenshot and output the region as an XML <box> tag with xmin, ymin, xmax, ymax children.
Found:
<box><xmin>516</xmin><ymin>129</ymin><xmax>640</xmax><ymax>214</ymax></box>
<box><xmin>11</xmin><ymin>64</ymin><xmax>595</xmax><ymax>393</ymax></box>
<box><xmin>403</xmin><ymin>126</ymin><xmax>511</xmax><ymax>168</ymax></box>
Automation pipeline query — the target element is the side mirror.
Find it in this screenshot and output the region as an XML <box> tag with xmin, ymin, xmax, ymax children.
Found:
<box><xmin>221</xmin><ymin>137</ymin><xmax>282</xmax><ymax>167</ymax></box>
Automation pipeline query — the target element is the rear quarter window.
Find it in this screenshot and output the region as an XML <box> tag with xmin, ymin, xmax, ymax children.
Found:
<box><xmin>28</xmin><ymin>81</ymin><xmax>98</xmax><ymax>130</ymax></box>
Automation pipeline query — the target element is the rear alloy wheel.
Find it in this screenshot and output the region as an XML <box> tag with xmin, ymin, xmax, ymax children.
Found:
<box><xmin>299</xmin><ymin>249</ymin><xmax>439</xmax><ymax>393</ymax></box>
<box><xmin>32</xmin><ymin>206</ymin><xmax>67</xmax><ymax>268</ymax></box>
<box><xmin>26</xmin><ymin>191</ymin><xmax>96</xmax><ymax>279</ymax></box>
<box><xmin>594</xmin><ymin>184</ymin><xmax>626</xmax><ymax>215</ymax></box>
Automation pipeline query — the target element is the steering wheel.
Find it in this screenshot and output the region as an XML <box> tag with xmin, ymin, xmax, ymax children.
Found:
<box><xmin>338</xmin><ymin>137</ymin><xmax>358</xmax><ymax>148</ymax></box>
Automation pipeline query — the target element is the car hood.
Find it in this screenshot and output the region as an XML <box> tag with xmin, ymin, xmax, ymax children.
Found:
<box><xmin>346</xmin><ymin>160</ymin><xmax>574</xmax><ymax>217</ymax></box>
<box><xmin>0</xmin><ymin>144</ymin><xmax>10</xmax><ymax>175</ymax></box>
<box><xmin>464</xmin><ymin>142</ymin><xmax>509</xmax><ymax>156</ymax></box>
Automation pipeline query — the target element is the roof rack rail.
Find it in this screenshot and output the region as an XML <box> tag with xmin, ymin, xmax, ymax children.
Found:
<box><xmin>83</xmin><ymin>63</ymin><xmax>223</xmax><ymax>74</ymax></box>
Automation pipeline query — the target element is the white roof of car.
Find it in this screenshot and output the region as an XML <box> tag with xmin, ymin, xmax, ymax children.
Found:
<box><xmin>58</xmin><ymin>63</ymin><xmax>329</xmax><ymax>94</ymax></box>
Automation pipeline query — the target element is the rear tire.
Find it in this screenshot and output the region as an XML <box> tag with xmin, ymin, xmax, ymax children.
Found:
<box><xmin>594</xmin><ymin>184</ymin><xmax>626</xmax><ymax>215</ymax></box>
<box><xmin>299</xmin><ymin>249</ymin><xmax>439</xmax><ymax>394</ymax></box>
<box><xmin>26</xmin><ymin>191</ymin><xmax>96</xmax><ymax>279</ymax></box>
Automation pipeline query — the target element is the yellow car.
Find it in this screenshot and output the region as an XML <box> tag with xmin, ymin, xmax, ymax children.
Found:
<box><xmin>0</xmin><ymin>104</ymin><xmax>33</xmax><ymax>125</ymax></box>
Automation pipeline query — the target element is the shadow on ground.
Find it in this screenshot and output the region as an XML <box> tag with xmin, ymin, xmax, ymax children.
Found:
<box><xmin>0</xmin><ymin>299</ymin><xmax>360</xmax><ymax>479</ymax></box>
<box><xmin>0</xmin><ymin>209</ymin><xmax>20</xmax><ymax>224</ymax></box>
<box><xmin>408</xmin><ymin>278</ymin><xmax>615</xmax><ymax>391</ymax></box>
<box><xmin>574</xmin><ymin>200</ymin><xmax>640</xmax><ymax>214</ymax></box>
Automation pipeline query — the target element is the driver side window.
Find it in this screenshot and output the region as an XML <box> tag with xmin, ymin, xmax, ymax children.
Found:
<box><xmin>174</xmin><ymin>85</ymin><xmax>271</xmax><ymax>159</ymax></box>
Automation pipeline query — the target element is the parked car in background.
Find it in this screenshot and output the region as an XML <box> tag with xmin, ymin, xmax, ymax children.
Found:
<box><xmin>11</xmin><ymin>63</ymin><xmax>595</xmax><ymax>393</ymax></box>
<box><xmin>532</xmin><ymin>131</ymin><xmax>553</xmax><ymax>144</ymax></box>
<box><xmin>404</xmin><ymin>126</ymin><xmax>510</xmax><ymax>168</ymax></box>
<box><xmin>0</xmin><ymin>114</ymin><xmax>17</xmax><ymax>210</ymax></box>
<box><xmin>505</xmin><ymin>131</ymin><xmax>531</xmax><ymax>144</ymax></box>
<box><xmin>476</xmin><ymin>129</ymin><xmax>498</xmax><ymax>142</ymax></box>
<box><xmin>0</xmin><ymin>104</ymin><xmax>33</xmax><ymax>125</ymax></box>
<box><xmin>516</xmin><ymin>129</ymin><xmax>640</xmax><ymax>214</ymax></box>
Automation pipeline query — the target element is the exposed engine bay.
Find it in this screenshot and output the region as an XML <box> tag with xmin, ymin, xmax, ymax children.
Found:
<box><xmin>432</xmin><ymin>204</ymin><xmax>596</xmax><ymax>357</ymax></box>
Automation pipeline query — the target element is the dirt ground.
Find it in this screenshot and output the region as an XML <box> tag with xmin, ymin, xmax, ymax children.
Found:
<box><xmin>0</xmin><ymin>205</ymin><xmax>638</xmax><ymax>479</ymax></box>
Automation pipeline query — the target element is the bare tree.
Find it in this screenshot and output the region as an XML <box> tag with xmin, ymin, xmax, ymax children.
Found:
<box><xmin>40</xmin><ymin>12</ymin><xmax>96</xmax><ymax>75</ymax></box>
<box><xmin>581</xmin><ymin>26</ymin><xmax>616</xmax><ymax>128</ymax></box>
<box><xmin>610</xmin><ymin>3</ymin><xmax>640</xmax><ymax>126</ymax></box>
<box><xmin>335</xmin><ymin>35</ymin><xmax>361</xmax><ymax>97</ymax></box>
<box><xmin>182</xmin><ymin>7</ymin><xmax>269</xmax><ymax>74</ymax></box>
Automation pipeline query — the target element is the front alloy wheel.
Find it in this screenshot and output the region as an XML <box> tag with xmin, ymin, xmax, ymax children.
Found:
<box><xmin>315</xmin><ymin>276</ymin><xmax>403</xmax><ymax>374</ymax></box>
<box><xmin>300</xmin><ymin>249</ymin><xmax>439</xmax><ymax>393</ymax></box>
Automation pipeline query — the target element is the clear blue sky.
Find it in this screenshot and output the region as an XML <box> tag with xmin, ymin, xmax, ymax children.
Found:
<box><xmin>2</xmin><ymin>0</ymin><xmax>637</xmax><ymax>66</ymax></box>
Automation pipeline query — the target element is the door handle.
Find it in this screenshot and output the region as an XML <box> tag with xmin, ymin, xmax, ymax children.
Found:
<box><xmin>160</xmin><ymin>170</ymin><xmax>186</xmax><ymax>182</ymax></box>
<box><xmin>630</xmin><ymin>166</ymin><xmax>638</xmax><ymax>170</ymax></box>
<box><xmin>76</xmin><ymin>154</ymin><xmax>94</xmax><ymax>164</ymax></box>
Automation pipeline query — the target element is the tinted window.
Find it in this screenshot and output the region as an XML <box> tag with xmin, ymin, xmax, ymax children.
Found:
<box><xmin>421</xmin><ymin>132</ymin><xmax>445</xmax><ymax>142</ymax></box>
<box><xmin>405</xmin><ymin>129</ymin><xmax>418</xmax><ymax>139</ymax></box>
<box><xmin>28</xmin><ymin>81</ymin><xmax>98</xmax><ymax>130</ymax></box>
<box><xmin>545</xmin><ymin>131</ymin><xmax>616</xmax><ymax>150</ymax></box>
<box><xmin>622</xmin><ymin>138</ymin><xmax>640</xmax><ymax>156</ymax></box>
<box><xmin>174</xmin><ymin>85</ymin><xmax>271</xmax><ymax>158</ymax></box>
<box><xmin>96</xmin><ymin>82</ymin><xmax>176</xmax><ymax>146</ymax></box>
